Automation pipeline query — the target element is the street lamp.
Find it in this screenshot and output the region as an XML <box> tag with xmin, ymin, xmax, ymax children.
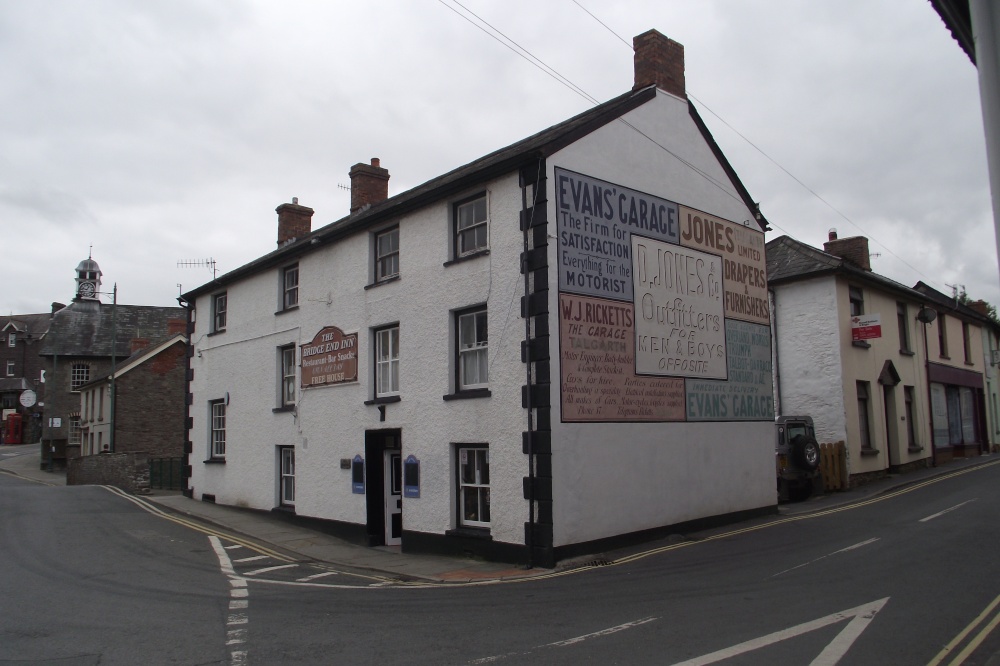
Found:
<box><xmin>96</xmin><ymin>283</ymin><xmax>118</xmax><ymax>453</ymax></box>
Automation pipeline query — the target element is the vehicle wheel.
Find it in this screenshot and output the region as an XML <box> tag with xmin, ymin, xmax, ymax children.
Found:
<box><xmin>791</xmin><ymin>434</ymin><xmax>820</xmax><ymax>471</ymax></box>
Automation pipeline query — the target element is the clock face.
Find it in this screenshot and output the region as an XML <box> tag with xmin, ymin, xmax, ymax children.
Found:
<box><xmin>79</xmin><ymin>281</ymin><xmax>95</xmax><ymax>298</ymax></box>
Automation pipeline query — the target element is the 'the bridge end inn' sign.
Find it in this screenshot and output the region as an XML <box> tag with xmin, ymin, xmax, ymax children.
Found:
<box><xmin>301</xmin><ymin>326</ymin><xmax>358</xmax><ymax>387</ymax></box>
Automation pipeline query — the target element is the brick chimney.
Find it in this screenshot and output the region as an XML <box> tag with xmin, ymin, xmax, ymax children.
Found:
<box><xmin>824</xmin><ymin>230</ymin><xmax>872</xmax><ymax>271</ymax></box>
<box><xmin>130</xmin><ymin>337</ymin><xmax>149</xmax><ymax>354</ymax></box>
<box><xmin>968</xmin><ymin>300</ymin><xmax>991</xmax><ymax>317</ymax></box>
<box><xmin>633</xmin><ymin>29</ymin><xmax>685</xmax><ymax>98</ymax></box>
<box><xmin>167</xmin><ymin>319</ymin><xmax>187</xmax><ymax>336</ymax></box>
<box><xmin>276</xmin><ymin>198</ymin><xmax>314</xmax><ymax>247</ymax></box>
<box><xmin>349</xmin><ymin>158</ymin><xmax>390</xmax><ymax>214</ymax></box>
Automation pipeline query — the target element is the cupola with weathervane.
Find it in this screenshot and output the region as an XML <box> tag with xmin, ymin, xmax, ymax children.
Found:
<box><xmin>74</xmin><ymin>255</ymin><xmax>102</xmax><ymax>301</ymax></box>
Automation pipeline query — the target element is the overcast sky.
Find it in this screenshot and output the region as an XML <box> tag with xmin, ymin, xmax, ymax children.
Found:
<box><xmin>1</xmin><ymin>0</ymin><xmax>994</xmax><ymax>316</ymax></box>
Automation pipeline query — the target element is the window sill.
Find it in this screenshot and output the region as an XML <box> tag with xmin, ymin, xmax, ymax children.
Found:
<box><xmin>852</xmin><ymin>340</ymin><xmax>871</xmax><ymax>349</ymax></box>
<box><xmin>364</xmin><ymin>395</ymin><xmax>401</xmax><ymax>406</ymax></box>
<box><xmin>445</xmin><ymin>527</ymin><xmax>492</xmax><ymax>540</ymax></box>
<box><xmin>443</xmin><ymin>388</ymin><xmax>492</xmax><ymax>401</ymax></box>
<box><xmin>274</xmin><ymin>306</ymin><xmax>299</xmax><ymax>316</ymax></box>
<box><xmin>365</xmin><ymin>275</ymin><xmax>401</xmax><ymax>290</ymax></box>
<box><xmin>860</xmin><ymin>448</ymin><xmax>880</xmax><ymax>457</ymax></box>
<box><xmin>203</xmin><ymin>458</ymin><xmax>226</xmax><ymax>464</ymax></box>
<box><xmin>965</xmin><ymin>361</ymin><xmax>976</xmax><ymax>367</ymax></box>
<box><xmin>939</xmin><ymin>355</ymin><xmax>951</xmax><ymax>360</ymax></box>
<box><xmin>899</xmin><ymin>349</ymin><xmax>915</xmax><ymax>357</ymax></box>
<box><xmin>272</xmin><ymin>405</ymin><xmax>295</xmax><ymax>413</ymax></box>
<box><xmin>207</xmin><ymin>330</ymin><xmax>226</xmax><ymax>337</ymax></box>
<box><xmin>443</xmin><ymin>249</ymin><xmax>490</xmax><ymax>267</ymax></box>
<box><xmin>907</xmin><ymin>446</ymin><xmax>925</xmax><ymax>453</ymax></box>
<box><xmin>272</xmin><ymin>505</ymin><xmax>296</xmax><ymax>515</ymax></box>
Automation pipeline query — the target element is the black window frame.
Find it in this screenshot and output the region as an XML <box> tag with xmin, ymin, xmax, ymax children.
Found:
<box><xmin>963</xmin><ymin>321</ymin><xmax>972</xmax><ymax>364</ymax></box>
<box><xmin>857</xmin><ymin>381</ymin><xmax>874</xmax><ymax>451</ymax></box>
<box><xmin>938</xmin><ymin>312</ymin><xmax>949</xmax><ymax>358</ymax></box>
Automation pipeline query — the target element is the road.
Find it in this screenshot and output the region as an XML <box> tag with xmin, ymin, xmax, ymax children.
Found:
<box><xmin>2</xmin><ymin>457</ymin><xmax>999</xmax><ymax>665</ymax></box>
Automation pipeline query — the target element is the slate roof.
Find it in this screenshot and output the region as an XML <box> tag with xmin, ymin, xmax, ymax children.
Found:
<box><xmin>766</xmin><ymin>235</ymin><xmax>924</xmax><ymax>301</ymax></box>
<box><xmin>0</xmin><ymin>378</ymin><xmax>32</xmax><ymax>392</ymax></box>
<box><xmin>185</xmin><ymin>85</ymin><xmax>768</xmax><ymax>300</ymax></box>
<box><xmin>39</xmin><ymin>301</ymin><xmax>185</xmax><ymax>358</ymax></box>
<box><xmin>1</xmin><ymin>313</ymin><xmax>51</xmax><ymax>340</ymax></box>
<box><xmin>913</xmin><ymin>281</ymin><xmax>997</xmax><ymax>326</ymax></box>
<box><xmin>930</xmin><ymin>0</ymin><xmax>975</xmax><ymax>65</ymax></box>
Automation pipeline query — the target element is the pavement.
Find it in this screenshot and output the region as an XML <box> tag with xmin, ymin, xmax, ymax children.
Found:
<box><xmin>1</xmin><ymin>442</ymin><xmax>996</xmax><ymax>583</ymax></box>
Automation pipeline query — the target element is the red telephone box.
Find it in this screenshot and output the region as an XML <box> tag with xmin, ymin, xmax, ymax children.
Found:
<box><xmin>4</xmin><ymin>413</ymin><xmax>22</xmax><ymax>445</ymax></box>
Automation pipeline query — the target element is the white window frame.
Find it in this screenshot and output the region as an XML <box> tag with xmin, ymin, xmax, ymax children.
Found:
<box><xmin>375</xmin><ymin>227</ymin><xmax>399</xmax><ymax>282</ymax></box>
<box><xmin>455</xmin><ymin>193</ymin><xmax>488</xmax><ymax>257</ymax></box>
<box><xmin>71</xmin><ymin>363</ymin><xmax>90</xmax><ymax>391</ymax></box>
<box><xmin>457</xmin><ymin>307</ymin><xmax>488</xmax><ymax>390</ymax></box>
<box><xmin>5</xmin><ymin>360</ymin><xmax>13</xmax><ymax>377</ymax></box>
<box><xmin>68</xmin><ymin>416</ymin><xmax>81</xmax><ymax>446</ymax></box>
<box><xmin>375</xmin><ymin>325</ymin><xmax>400</xmax><ymax>397</ymax></box>
<box><xmin>212</xmin><ymin>292</ymin><xmax>228</xmax><ymax>332</ymax></box>
<box><xmin>280</xmin><ymin>345</ymin><xmax>296</xmax><ymax>407</ymax></box>
<box><xmin>282</xmin><ymin>264</ymin><xmax>299</xmax><ymax>310</ymax></box>
<box><xmin>7</xmin><ymin>332</ymin><xmax>15</xmax><ymax>348</ymax></box>
<box><xmin>279</xmin><ymin>446</ymin><xmax>295</xmax><ymax>506</ymax></box>
<box><xmin>458</xmin><ymin>445</ymin><xmax>490</xmax><ymax>528</ymax></box>
<box><xmin>210</xmin><ymin>400</ymin><xmax>226</xmax><ymax>459</ymax></box>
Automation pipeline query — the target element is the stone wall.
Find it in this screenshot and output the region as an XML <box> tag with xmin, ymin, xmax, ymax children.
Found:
<box><xmin>67</xmin><ymin>451</ymin><xmax>150</xmax><ymax>494</ymax></box>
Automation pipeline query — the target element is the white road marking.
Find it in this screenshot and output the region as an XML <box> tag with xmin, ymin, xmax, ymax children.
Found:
<box><xmin>919</xmin><ymin>499</ymin><xmax>977</xmax><ymax>523</ymax></box>
<box><xmin>209</xmin><ymin>536</ymin><xmax>251</xmax><ymax>666</ymax></box>
<box><xmin>670</xmin><ymin>598</ymin><xmax>889</xmax><ymax>666</ymax></box>
<box><xmin>234</xmin><ymin>555</ymin><xmax>269</xmax><ymax>563</ymax></box>
<box><xmin>772</xmin><ymin>538</ymin><xmax>880</xmax><ymax>577</ymax></box>
<box><xmin>244</xmin><ymin>563</ymin><xmax>299</xmax><ymax>576</ymax></box>
<box><xmin>224</xmin><ymin>544</ymin><xmax>243</xmax><ymax>550</ymax></box>
<box><xmin>297</xmin><ymin>570</ymin><xmax>340</xmax><ymax>582</ymax></box>
<box><xmin>547</xmin><ymin>617</ymin><xmax>658</xmax><ymax>647</ymax></box>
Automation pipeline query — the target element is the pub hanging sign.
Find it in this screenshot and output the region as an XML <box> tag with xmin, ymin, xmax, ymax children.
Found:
<box><xmin>301</xmin><ymin>326</ymin><xmax>358</xmax><ymax>387</ymax></box>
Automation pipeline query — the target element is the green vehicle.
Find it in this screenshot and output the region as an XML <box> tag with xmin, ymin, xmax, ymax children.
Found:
<box><xmin>775</xmin><ymin>415</ymin><xmax>821</xmax><ymax>502</ymax></box>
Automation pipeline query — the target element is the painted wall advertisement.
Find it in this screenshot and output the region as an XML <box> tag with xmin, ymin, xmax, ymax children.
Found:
<box><xmin>301</xmin><ymin>326</ymin><xmax>358</xmax><ymax>387</ymax></box>
<box><xmin>556</xmin><ymin>167</ymin><xmax>772</xmax><ymax>422</ymax></box>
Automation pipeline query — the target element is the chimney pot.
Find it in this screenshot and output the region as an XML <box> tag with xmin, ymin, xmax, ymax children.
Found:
<box><xmin>633</xmin><ymin>29</ymin><xmax>685</xmax><ymax>98</ymax></box>
<box><xmin>349</xmin><ymin>158</ymin><xmax>390</xmax><ymax>214</ymax></box>
<box><xmin>829</xmin><ymin>229</ymin><xmax>838</xmax><ymax>241</ymax></box>
<box><xmin>276</xmin><ymin>200</ymin><xmax>315</xmax><ymax>247</ymax></box>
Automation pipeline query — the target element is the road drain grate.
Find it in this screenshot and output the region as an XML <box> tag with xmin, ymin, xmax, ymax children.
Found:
<box><xmin>585</xmin><ymin>559</ymin><xmax>614</xmax><ymax>567</ymax></box>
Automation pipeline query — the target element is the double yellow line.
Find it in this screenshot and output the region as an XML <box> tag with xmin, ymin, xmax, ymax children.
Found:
<box><xmin>928</xmin><ymin>593</ymin><xmax>1000</xmax><ymax>665</ymax></box>
<box><xmin>100</xmin><ymin>486</ymin><xmax>296</xmax><ymax>563</ymax></box>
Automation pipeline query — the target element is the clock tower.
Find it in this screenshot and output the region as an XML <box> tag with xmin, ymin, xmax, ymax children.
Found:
<box><xmin>74</xmin><ymin>256</ymin><xmax>102</xmax><ymax>301</ymax></box>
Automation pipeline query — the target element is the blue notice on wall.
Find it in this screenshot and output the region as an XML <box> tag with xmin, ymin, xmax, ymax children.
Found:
<box><xmin>351</xmin><ymin>455</ymin><xmax>365</xmax><ymax>494</ymax></box>
<box><xmin>403</xmin><ymin>455</ymin><xmax>420</xmax><ymax>498</ymax></box>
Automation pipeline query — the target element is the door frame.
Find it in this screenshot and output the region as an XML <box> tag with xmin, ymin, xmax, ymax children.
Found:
<box><xmin>364</xmin><ymin>428</ymin><xmax>402</xmax><ymax>546</ymax></box>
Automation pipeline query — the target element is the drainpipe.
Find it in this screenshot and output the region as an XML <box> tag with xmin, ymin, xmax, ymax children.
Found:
<box><xmin>769</xmin><ymin>288</ymin><xmax>781</xmax><ymax>417</ymax></box>
<box><xmin>177</xmin><ymin>293</ymin><xmax>194</xmax><ymax>498</ymax></box>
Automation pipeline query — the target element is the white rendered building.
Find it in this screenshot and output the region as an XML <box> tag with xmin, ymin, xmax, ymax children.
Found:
<box><xmin>184</xmin><ymin>31</ymin><xmax>775</xmax><ymax>566</ymax></box>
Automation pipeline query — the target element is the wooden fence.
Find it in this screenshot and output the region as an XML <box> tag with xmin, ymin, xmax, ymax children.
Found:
<box><xmin>820</xmin><ymin>441</ymin><xmax>847</xmax><ymax>492</ymax></box>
